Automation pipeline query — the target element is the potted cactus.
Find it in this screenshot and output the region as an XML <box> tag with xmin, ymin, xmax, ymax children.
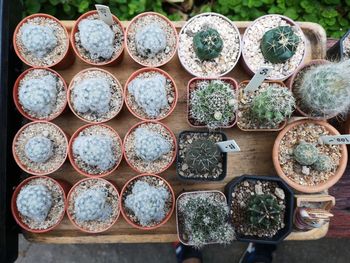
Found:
<box><xmin>125</xmin><ymin>12</ymin><xmax>178</xmax><ymax>67</ymax></box>
<box><xmin>242</xmin><ymin>14</ymin><xmax>306</xmax><ymax>81</ymax></box>
<box><xmin>71</xmin><ymin>10</ymin><xmax>124</xmax><ymax>66</ymax></box>
<box><xmin>176</xmin><ymin>190</ymin><xmax>234</xmax><ymax>248</ymax></box>
<box><xmin>123</xmin><ymin>121</ymin><xmax>177</xmax><ymax>174</ymax></box>
<box><xmin>120</xmin><ymin>174</ymin><xmax>175</xmax><ymax>230</ymax></box>
<box><xmin>124</xmin><ymin>67</ymin><xmax>178</xmax><ymax>121</ymax></box>
<box><xmin>13</xmin><ymin>13</ymin><xmax>73</xmax><ymax>69</ymax></box>
<box><xmin>176</xmin><ymin>131</ymin><xmax>227</xmax><ymax>181</ymax></box>
<box><xmin>178</xmin><ymin>12</ymin><xmax>241</xmax><ymax>77</ymax></box>
<box><xmin>12</xmin><ymin>121</ymin><xmax>68</xmax><ymax>176</ymax></box>
<box><xmin>11</xmin><ymin>176</ymin><xmax>69</xmax><ymax>233</ymax></box>
<box><xmin>68</xmin><ymin>68</ymin><xmax>124</xmax><ymax>123</ymax></box>
<box><xmin>237</xmin><ymin>81</ymin><xmax>295</xmax><ymax>131</ymax></box>
<box><xmin>327</xmin><ymin>29</ymin><xmax>350</xmax><ymax>61</ymax></box>
<box><xmin>187</xmin><ymin>77</ymin><xmax>238</xmax><ymax>129</ymax></box>
<box><xmin>273</xmin><ymin>120</ymin><xmax>348</xmax><ymax>193</ymax></box>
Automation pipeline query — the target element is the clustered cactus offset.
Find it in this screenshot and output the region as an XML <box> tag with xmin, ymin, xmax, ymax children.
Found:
<box><xmin>193</xmin><ymin>27</ymin><xmax>223</xmax><ymax>60</ymax></box>
<box><xmin>313</xmin><ymin>154</ymin><xmax>334</xmax><ymax>172</ymax></box>
<box><xmin>25</xmin><ymin>136</ymin><xmax>54</xmax><ymax>163</ymax></box>
<box><xmin>135</xmin><ymin>23</ymin><xmax>167</xmax><ymax>58</ymax></box>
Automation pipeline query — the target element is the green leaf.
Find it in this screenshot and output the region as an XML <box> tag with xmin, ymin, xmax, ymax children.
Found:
<box><xmin>324</xmin><ymin>17</ymin><xmax>336</xmax><ymax>26</ymax></box>
<box><xmin>49</xmin><ymin>0</ymin><xmax>59</xmax><ymax>6</ymax></box>
<box><xmin>284</xmin><ymin>7</ymin><xmax>299</xmax><ymax>20</ymax></box>
<box><xmin>322</xmin><ymin>9</ymin><xmax>338</xmax><ymax>18</ymax></box>
<box><xmin>25</xmin><ymin>0</ymin><xmax>41</xmax><ymax>14</ymax></box>
<box><xmin>78</xmin><ymin>0</ymin><xmax>89</xmax><ymax>13</ymax></box>
<box><xmin>338</xmin><ymin>17</ymin><xmax>349</xmax><ymax>27</ymax></box>
<box><xmin>199</xmin><ymin>4</ymin><xmax>212</xmax><ymax>13</ymax></box>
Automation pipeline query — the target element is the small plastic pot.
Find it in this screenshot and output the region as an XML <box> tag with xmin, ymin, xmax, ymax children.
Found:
<box><xmin>326</xmin><ymin>29</ymin><xmax>350</xmax><ymax>61</ymax></box>
<box><xmin>11</xmin><ymin>175</ymin><xmax>70</xmax><ymax>233</ymax></box>
<box><xmin>13</xmin><ymin>67</ymin><xmax>68</xmax><ymax>121</ymax></box>
<box><xmin>71</xmin><ymin>10</ymin><xmax>125</xmax><ymax>66</ymax></box>
<box><xmin>224</xmin><ymin>175</ymin><xmax>294</xmax><ymax>244</ymax></box>
<box><xmin>124</xmin><ymin>67</ymin><xmax>178</xmax><ymax>121</ymax></box>
<box><xmin>68</xmin><ymin>123</ymin><xmax>123</xmax><ymax>178</ymax></box>
<box><xmin>120</xmin><ymin>173</ymin><xmax>175</xmax><ymax>230</ymax></box>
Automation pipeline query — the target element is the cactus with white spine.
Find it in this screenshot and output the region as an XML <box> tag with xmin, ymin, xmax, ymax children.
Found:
<box><xmin>135</xmin><ymin>23</ymin><xmax>167</xmax><ymax>58</ymax></box>
<box><xmin>25</xmin><ymin>136</ymin><xmax>54</xmax><ymax>163</ymax></box>
<box><xmin>293</xmin><ymin>142</ymin><xmax>319</xmax><ymax>166</ymax></box>
<box><xmin>313</xmin><ymin>154</ymin><xmax>334</xmax><ymax>172</ymax></box>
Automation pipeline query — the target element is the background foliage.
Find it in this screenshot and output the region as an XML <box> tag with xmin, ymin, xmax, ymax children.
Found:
<box><xmin>22</xmin><ymin>0</ymin><xmax>350</xmax><ymax>38</ymax></box>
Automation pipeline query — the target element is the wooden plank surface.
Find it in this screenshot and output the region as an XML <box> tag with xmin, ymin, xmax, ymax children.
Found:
<box><xmin>23</xmin><ymin>21</ymin><xmax>329</xmax><ymax>243</ymax></box>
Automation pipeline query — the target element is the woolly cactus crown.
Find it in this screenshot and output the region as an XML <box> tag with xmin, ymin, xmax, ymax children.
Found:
<box><xmin>17</xmin><ymin>184</ymin><xmax>53</xmax><ymax>222</ymax></box>
<box><xmin>193</xmin><ymin>27</ymin><xmax>223</xmax><ymax>60</ymax></box>
<box><xmin>293</xmin><ymin>142</ymin><xmax>319</xmax><ymax>166</ymax></box>
<box><xmin>20</xmin><ymin>24</ymin><xmax>58</xmax><ymax>58</ymax></box>
<box><xmin>25</xmin><ymin>136</ymin><xmax>54</xmax><ymax>163</ymax></box>
<box><xmin>135</xmin><ymin>23</ymin><xmax>167</xmax><ymax>58</ymax></box>
<box><xmin>78</xmin><ymin>19</ymin><xmax>115</xmax><ymax>60</ymax></box>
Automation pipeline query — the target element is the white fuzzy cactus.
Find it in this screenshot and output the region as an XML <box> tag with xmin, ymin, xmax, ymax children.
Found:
<box><xmin>128</xmin><ymin>74</ymin><xmax>168</xmax><ymax>117</ymax></box>
<box><xmin>125</xmin><ymin>181</ymin><xmax>169</xmax><ymax>226</ymax></box>
<box><xmin>25</xmin><ymin>136</ymin><xmax>54</xmax><ymax>163</ymax></box>
<box><xmin>17</xmin><ymin>184</ymin><xmax>53</xmax><ymax>222</ymax></box>
<box><xmin>135</xmin><ymin>23</ymin><xmax>167</xmax><ymax>58</ymax></box>
<box><xmin>20</xmin><ymin>24</ymin><xmax>58</xmax><ymax>58</ymax></box>
<box><xmin>134</xmin><ymin>127</ymin><xmax>171</xmax><ymax>162</ymax></box>
<box><xmin>78</xmin><ymin>19</ymin><xmax>115</xmax><ymax>60</ymax></box>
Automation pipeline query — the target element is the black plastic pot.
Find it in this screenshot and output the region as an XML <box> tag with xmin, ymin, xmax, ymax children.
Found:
<box><xmin>176</xmin><ymin>130</ymin><xmax>228</xmax><ymax>182</ymax></box>
<box><xmin>326</xmin><ymin>29</ymin><xmax>350</xmax><ymax>61</ymax></box>
<box><xmin>225</xmin><ymin>174</ymin><xmax>294</xmax><ymax>244</ymax></box>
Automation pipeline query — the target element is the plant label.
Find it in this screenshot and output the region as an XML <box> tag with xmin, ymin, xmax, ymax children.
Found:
<box><xmin>95</xmin><ymin>4</ymin><xmax>114</xmax><ymax>26</ymax></box>
<box><xmin>319</xmin><ymin>135</ymin><xmax>350</xmax><ymax>145</ymax></box>
<box><xmin>244</xmin><ymin>66</ymin><xmax>273</xmax><ymax>93</ymax></box>
<box><xmin>216</xmin><ymin>140</ymin><xmax>241</xmax><ymax>152</ymax></box>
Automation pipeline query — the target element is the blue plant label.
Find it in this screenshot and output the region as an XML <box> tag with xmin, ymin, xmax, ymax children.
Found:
<box><xmin>95</xmin><ymin>4</ymin><xmax>114</xmax><ymax>26</ymax></box>
<box><xmin>244</xmin><ymin>66</ymin><xmax>273</xmax><ymax>93</ymax></box>
<box><xmin>216</xmin><ymin>140</ymin><xmax>241</xmax><ymax>152</ymax></box>
<box><xmin>319</xmin><ymin>135</ymin><xmax>350</xmax><ymax>145</ymax></box>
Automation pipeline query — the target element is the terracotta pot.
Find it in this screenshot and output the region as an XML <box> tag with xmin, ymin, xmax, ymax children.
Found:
<box><xmin>120</xmin><ymin>173</ymin><xmax>175</xmax><ymax>230</ymax></box>
<box><xmin>273</xmin><ymin>119</ymin><xmax>348</xmax><ymax>193</ymax></box>
<box><xmin>66</xmin><ymin>178</ymin><xmax>120</xmax><ymax>233</ymax></box>
<box><xmin>67</xmin><ymin>67</ymin><xmax>124</xmax><ymax>124</ymax></box>
<box><xmin>68</xmin><ymin>123</ymin><xmax>123</xmax><ymax>178</ymax></box>
<box><xmin>12</xmin><ymin>121</ymin><xmax>69</xmax><ymax>176</ymax></box>
<box><xmin>187</xmin><ymin>77</ymin><xmax>238</xmax><ymax>128</ymax></box>
<box><xmin>13</xmin><ymin>67</ymin><xmax>68</xmax><ymax>121</ymax></box>
<box><xmin>11</xmin><ymin>175</ymin><xmax>70</xmax><ymax>233</ymax></box>
<box><xmin>70</xmin><ymin>10</ymin><xmax>125</xmax><ymax>66</ymax></box>
<box><xmin>13</xmin><ymin>13</ymin><xmax>74</xmax><ymax>69</ymax></box>
<box><xmin>125</xmin><ymin>12</ymin><xmax>178</xmax><ymax>67</ymax></box>
<box><xmin>124</xmin><ymin>67</ymin><xmax>178</xmax><ymax>121</ymax></box>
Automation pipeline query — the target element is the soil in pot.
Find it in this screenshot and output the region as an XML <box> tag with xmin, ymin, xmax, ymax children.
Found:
<box><xmin>13</xmin><ymin>122</ymin><xmax>68</xmax><ymax>175</ymax></box>
<box><xmin>68</xmin><ymin>68</ymin><xmax>123</xmax><ymax>123</ymax></box>
<box><xmin>178</xmin><ymin>13</ymin><xmax>241</xmax><ymax>77</ymax></box>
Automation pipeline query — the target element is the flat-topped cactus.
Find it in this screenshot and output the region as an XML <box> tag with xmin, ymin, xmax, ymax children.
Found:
<box><xmin>24</xmin><ymin>136</ymin><xmax>54</xmax><ymax>163</ymax></box>
<box><xmin>313</xmin><ymin>154</ymin><xmax>334</xmax><ymax>172</ymax></box>
<box><xmin>135</xmin><ymin>23</ymin><xmax>167</xmax><ymax>58</ymax></box>
<box><xmin>293</xmin><ymin>142</ymin><xmax>319</xmax><ymax>166</ymax></box>
<box><xmin>193</xmin><ymin>28</ymin><xmax>223</xmax><ymax>60</ymax></box>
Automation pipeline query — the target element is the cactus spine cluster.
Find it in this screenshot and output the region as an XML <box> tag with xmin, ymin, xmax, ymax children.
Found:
<box><xmin>25</xmin><ymin>136</ymin><xmax>54</xmax><ymax>163</ymax></box>
<box><xmin>293</xmin><ymin>142</ymin><xmax>319</xmax><ymax>166</ymax></box>
<box><xmin>193</xmin><ymin>28</ymin><xmax>223</xmax><ymax>60</ymax></box>
<box><xmin>135</xmin><ymin>23</ymin><xmax>167</xmax><ymax>58</ymax></box>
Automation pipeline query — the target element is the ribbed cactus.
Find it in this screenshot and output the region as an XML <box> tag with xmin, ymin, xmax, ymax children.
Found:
<box><xmin>135</xmin><ymin>23</ymin><xmax>167</xmax><ymax>58</ymax></box>
<box><xmin>293</xmin><ymin>142</ymin><xmax>319</xmax><ymax>166</ymax></box>
<box><xmin>16</xmin><ymin>184</ymin><xmax>53</xmax><ymax>222</ymax></box>
<box><xmin>125</xmin><ymin>181</ymin><xmax>169</xmax><ymax>226</ymax></box>
<box><xmin>128</xmin><ymin>74</ymin><xmax>168</xmax><ymax>118</ymax></box>
<box><xmin>78</xmin><ymin>19</ymin><xmax>115</xmax><ymax>60</ymax></box>
<box><xmin>313</xmin><ymin>154</ymin><xmax>334</xmax><ymax>172</ymax></box>
<box><xmin>261</xmin><ymin>26</ymin><xmax>300</xmax><ymax>63</ymax></box>
<box><xmin>24</xmin><ymin>136</ymin><xmax>54</xmax><ymax>163</ymax></box>
<box><xmin>193</xmin><ymin>28</ymin><xmax>223</xmax><ymax>60</ymax></box>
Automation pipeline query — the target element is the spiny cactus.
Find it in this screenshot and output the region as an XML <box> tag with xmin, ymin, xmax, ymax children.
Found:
<box><xmin>19</xmin><ymin>74</ymin><xmax>58</xmax><ymax>116</ymax></box>
<box><xmin>125</xmin><ymin>181</ymin><xmax>169</xmax><ymax>226</ymax></box>
<box><xmin>135</xmin><ymin>23</ymin><xmax>167</xmax><ymax>58</ymax></box>
<box><xmin>247</xmin><ymin>194</ymin><xmax>283</xmax><ymax>229</ymax></box>
<box><xmin>293</xmin><ymin>142</ymin><xmax>319</xmax><ymax>166</ymax></box>
<box><xmin>313</xmin><ymin>154</ymin><xmax>334</xmax><ymax>172</ymax></box>
<box><xmin>78</xmin><ymin>19</ymin><xmax>115</xmax><ymax>60</ymax></box>
<box><xmin>73</xmin><ymin>135</ymin><xmax>116</xmax><ymax>171</ymax></box>
<box><xmin>193</xmin><ymin>28</ymin><xmax>223</xmax><ymax>60</ymax></box>
<box><xmin>25</xmin><ymin>136</ymin><xmax>54</xmax><ymax>163</ymax></box>
<box><xmin>190</xmin><ymin>80</ymin><xmax>237</xmax><ymax>129</ymax></box>
<box><xmin>21</xmin><ymin>24</ymin><xmax>58</xmax><ymax>58</ymax></box>
<box><xmin>128</xmin><ymin>74</ymin><xmax>168</xmax><ymax>118</ymax></box>
<box><xmin>74</xmin><ymin>188</ymin><xmax>112</xmax><ymax>222</ymax></box>
<box><xmin>295</xmin><ymin>60</ymin><xmax>350</xmax><ymax>118</ymax></box>
<box><xmin>261</xmin><ymin>26</ymin><xmax>300</xmax><ymax>63</ymax></box>
<box><xmin>16</xmin><ymin>184</ymin><xmax>53</xmax><ymax>222</ymax></box>
<box><xmin>134</xmin><ymin>127</ymin><xmax>171</xmax><ymax>162</ymax></box>
<box><xmin>251</xmin><ymin>84</ymin><xmax>295</xmax><ymax>126</ymax></box>
<box><xmin>73</xmin><ymin>77</ymin><xmax>111</xmax><ymax>114</ymax></box>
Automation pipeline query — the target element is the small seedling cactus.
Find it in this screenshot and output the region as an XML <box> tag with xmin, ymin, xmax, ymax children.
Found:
<box><xmin>261</xmin><ymin>26</ymin><xmax>300</xmax><ymax>63</ymax></box>
<box><xmin>78</xmin><ymin>19</ymin><xmax>115</xmax><ymax>60</ymax></box>
<box><xmin>293</xmin><ymin>142</ymin><xmax>319</xmax><ymax>166</ymax></box>
<box><xmin>193</xmin><ymin>28</ymin><xmax>223</xmax><ymax>60</ymax></box>
<box><xmin>313</xmin><ymin>154</ymin><xmax>334</xmax><ymax>172</ymax></box>
<box><xmin>134</xmin><ymin>127</ymin><xmax>171</xmax><ymax>162</ymax></box>
<box><xmin>74</xmin><ymin>188</ymin><xmax>112</xmax><ymax>221</ymax></box>
<box><xmin>135</xmin><ymin>23</ymin><xmax>167</xmax><ymax>58</ymax></box>
<box><xmin>24</xmin><ymin>136</ymin><xmax>54</xmax><ymax>163</ymax></box>
<box><xmin>16</xmin><ymin>184</ymin><xmax>53</xmax><ymax>222</ymax></box>
<box><xmin>20</xmin><ymin>24</ymin><xmax>58</xmax><ymax>58</ymax></box>
<box><xmin>125</xmin><ymin>181</ymin><xmax>169</xmax><ymax>226</ymax></box>
<box><xmin>128</xmin><ymin>74</ymin><xmax>168</xmax><ymax>118</ymax></box>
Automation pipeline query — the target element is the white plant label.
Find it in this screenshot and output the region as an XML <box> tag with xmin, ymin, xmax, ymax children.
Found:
<box><xmin>95</xmin><ymin>4</ymin><xmax>114</xmax><ymax>26</ymax></box>
<box><xmin>216</xmin><ymin>140</ymin><xmax>241</xmax><ymax>152</ymax></box>
<box><xmin>319</xmin><ymin>135</ymin><xmax>350</xmax><ymax>145</ymax></box>
<box><xmin>244</xmin><ymin>66</ymin><xmax>273</xmax><ymax>93</ymax></box>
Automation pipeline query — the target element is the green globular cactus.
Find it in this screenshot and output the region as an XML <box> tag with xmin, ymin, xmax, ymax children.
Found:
<box><xmin>193</xmin><ymin>28</ymin><xmax>223</xmax><ymax>60</ymax></box>
<box><xmin>313</xmin><ymin>154</ymin><xmax>334</xmax><ymax>172</ymax></box>
<box><xmin>251</xmin><ymin>84</ymin><xmax>295</xmax><ymax>126</ymax></box>
<box><xmin>261</xmin><ymin>26</ymin><xmax>300</xmax><ymax>63</ymax></box>
<box><xmin>185</xmin><ymin>139</ymin><xmax>222</xmax><ymax>173</ymax></box>
<box><xmin>247</xmin><ymin>194</ymin><xmax>283</xmax><ymax>229</ymax></box>
<box><xmin>293</xmin><ymin>142</ymin><xmax>319</xmax><ymax>166</ymax></box>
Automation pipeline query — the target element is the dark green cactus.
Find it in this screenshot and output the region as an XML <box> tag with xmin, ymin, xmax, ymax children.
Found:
<box><xmin>193</xmin><ymin>28</ymin><xmax>223</xmax><ymax>60</ymax></box>
<box><xmin>293</xmin><ymin>142</ymin><xmax>319</xmax><ymax>166</ymax></box>
<box><xmin>261</xmin><ymin>26</ymin><xmax>300</xmax><ymax>63</ymax></box>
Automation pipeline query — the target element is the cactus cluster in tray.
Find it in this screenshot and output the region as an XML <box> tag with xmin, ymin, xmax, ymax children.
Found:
<box><xmin>24</xmin><ymin>136</ymin><xmax>54</xmax><ymax>163</ymax></box>
<box><xmin>193</xmin><ymin>27</ymin><xmax>223</xmax><ymax>60</ymax></box>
